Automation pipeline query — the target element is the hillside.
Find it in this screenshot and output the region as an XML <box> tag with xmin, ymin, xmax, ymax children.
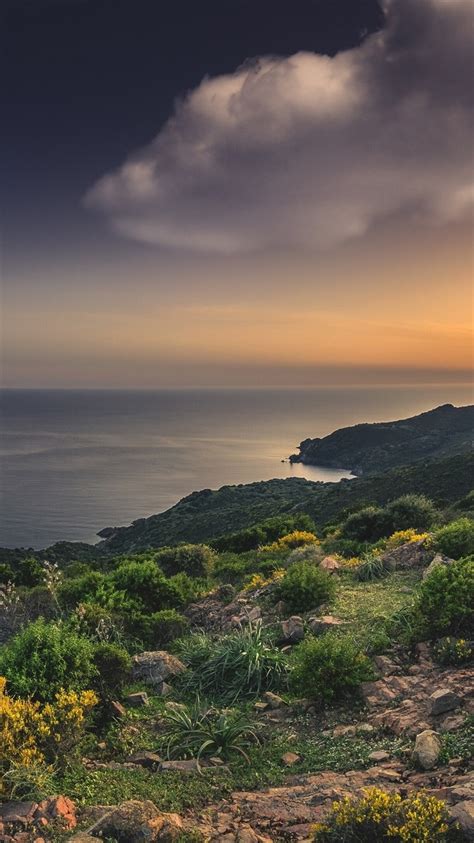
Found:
<box><xmin>289</xmin><ymin>403</ymin><xmax>473</xmax><ymax>475</ymax></box>
<box><xmin>97</xmin><ymin>451</ymin><xmax>474</xmax><ymax>553</ymax></box>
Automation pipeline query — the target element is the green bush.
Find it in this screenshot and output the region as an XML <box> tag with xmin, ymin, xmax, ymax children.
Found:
<box><xmin>417</xmin><ymin>556</ymin><xmax>474</xmax><ymax>637</ymax></box>
<box><xmin>176</xmin><ymin>623</ymin><xmax>288</xmax><ymax>702</ymax></box>
<box><xmin>433</xmin><ymin>518</ymin><xmax>474</xmax><ymax>559</ymax></box>
<box><xmin>58</xmin><ymin>570</ymin><xmax>105</xmax><ymax>609</ymax></box>
<box><xmin>274</xmin><ymin>561</ymin><xmax>336</xmax><ymax>613</ymax></box>
<box><xmin>290</xmin><ymin>632</ymin><xmax>373</xmax><ymax>704</ymax></box>
<box><xmin>433</xmin><ymin>636</ymin><xmax>473</xmax><ymax>666</ymax></box>
<box><xmin>124</xmin><ymin>609</ymin><xmax>189</xmax><ymax>649</ymax></box>
<box><xmin>111</xmin><ymin>561</ymin><xmax>184</xmax><ymax>612</ymax></box>
<box><xmin>0</xmin><ymin>618</ymin><xmax>96</xmax><ymax>701</ymax></box>
<box><xmin>210</xmin><ymin>514</ymin><xmax>316</xmax><ymax>553</ymax></box>
<box><xmin>92</xmin><ymin>642</ymin><xmax>132</xmax><ymax>698</ymax></box>
<box><xmin>383</xmin><ymin>494</ymin><xmax>438</xmax><ymax>533</ymax></box>
<box><xmin>340</xmin><ymin>506</ymin><xmax>387</xmax><ymax>542</ymax></box>
<box><xmin>154</xmin><ymin>544</ymin><xmax>216</xmax><ymax>578</ymax></box>
<box><xmin>167</xmin><ymin>572</ymin><xmax>207</xmax><ymax>604</ymax></box>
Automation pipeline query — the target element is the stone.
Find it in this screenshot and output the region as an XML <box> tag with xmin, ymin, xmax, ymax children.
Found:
<box><xmin>356</xmin><ymin>723</ymin><xmax>375</xmax><ymax>734</ymax></box>
<box><xmin>126</xmin><ymin>691</ymin><xmax>149</xmax><ymax>707</ymax></box>
<box><xmin>109</xmin><ymin>699</ymin><xmax>127</xmax><ymax>718</ymax></box>
<box><xmin>412</xmin><ymin>729</ymin><xmax>441</xmax><ymax>770</ymax></box>
<box><xmin>430</xmin><ymin>688</ymin><xmax>461</xmax><ymax>715</ymax></box>
<box><xmin>423</xmin><ymin>553</ymin><xmax>455</xmax><ymax>580</ymax></box>
<box><xmin>439</xmin><ymin>714</ymin><xmax>466</xmax><ymax>732</ymax></box>
<box><xmin>126</xmin><ymin>751</ymin><xmax>163</xmax><ymax>769</ymax></box>
<box><xmin>373</xmin><ymin>655</ymin><xmax>399</xmax><ymax>676</ymax></box>
<box><xmin>319</xmin><ymin>556</ymin><xmax>341</xmax><ymax>574</ymax></box>
<box><xmin>450</xmin><ymin>800</ymin><xmax>474</xmax><ymax>840</ymax></box>
<box><xmin>264</xmin><ymin>692</ymin><xmax>287</xmax><ymax>709</ymax></box>
<box><xmin>68</xmin><ymin>836</ymin><xmax>98</xmax><ymax>843</ymax></box>
<box><xmin>380</xmin><ymin>539</ymin><xmax>431</xmax><ymax>571</ymax></box>
<box><xmin>368</xmin><ymin>750</ymin><xmax>390</xmax><ymax>762</ymax></box>
<box><xmin>91</xmin><ymin>800</ymin><xmax>183</xmax><ymax>842</ymax></box>
<box><xmin>308</xmin><ymin>615</ymin><xmax>347</xmax><ymax>634</ymax></box>
<box><xmin>333</xmin><ymin>725</ymin><xmax>356</xmax><ymax>737</ymax></box>
<box><xmin>132</xmin><ymin>651</ymin><xmax>186</xmax><ymax>689</ymax></box>
<box><xmin>281</xmin><ymin>752</ymin><xmax>301</xmax><ymax>766</ymax></box>
<box><xmin>281</xmin><ymin>616</ymin><xmax>304</xmax><ymax>644</ymax></box>
<box><xmin>0</xmin><ymin>802</ymin><xmax>37</xmax><ymax>823</ymax></box>
<box><xmin>247</xmin><ymin>606</ymin><xmax>262</xmax><ymax>622</ymax></box>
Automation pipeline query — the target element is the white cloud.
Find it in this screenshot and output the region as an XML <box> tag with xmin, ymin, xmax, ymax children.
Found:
<box><xmin>85</xmin><ymin>0</ymin><xmax>474</xmax><ymax>254</ymax></box>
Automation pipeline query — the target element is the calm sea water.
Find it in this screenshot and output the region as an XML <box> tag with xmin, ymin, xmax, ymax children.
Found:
<box><xmin>0</xmin><ymin>385</ymin><xmax>472</xmax><ymax>548</ymax></box>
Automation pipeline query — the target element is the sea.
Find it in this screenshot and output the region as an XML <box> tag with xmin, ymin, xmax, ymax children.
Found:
<box><xmin>0</xmin><ymin>385</ymin><xmax>472</xmax><ymax>549</ymax></box>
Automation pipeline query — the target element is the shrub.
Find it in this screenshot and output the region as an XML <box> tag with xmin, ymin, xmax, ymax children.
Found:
<box><xmin>261</xmin><ymin>530</ymin><xmax>319</xmax><ymax>552</ymax></box>
<box><xmin>211</xmin><ymin>515</ymin><xmax>316</xmax><ymax>553</ymax></box>
<box><xmin>290</xmin><ymin>632</ymin><xmax>373</xmax><ymax>703</ymax></box>
<box><xmin>433</xmin><ymin>518</ymin><xmax>474</xmax><ymax>559</ymax></box>
<box><xmin>383</xmin><ymin>494</ymin><xmax>438</xmax><ymax>533</ymax></box>
<box><xmin>312</xmin><ymin>787</ymin><xmax>455</xmax><ymax>842</ymax></box>
<box><xmin>176</xmin><ymin>623</ymin><xmax>288</xmax><ymax>702</ymax></box>
<box><xmin>213</xmin><ymin>554</ymin><xmax>249</xmax><ymax>584</ymax></box>
<box><xmin>433</xmin><ymin>637</ymin><xmax>473</xmax><ymax>666</ymax></box>
<box><xmin>340</xmin><ymin>506</ymin><xmax>387</xmax><ymax>542</ymax></box>
<box><xmin>0</xmin><ymin>619</ymin><xmax>96</xmax><ymax>701</ymax></box>
<box><xmin>125</xmin><ymin>609</ymin><xmax>189</xmax><ymax>649</ymax></box>
<box><xmin>287</xmin><ymin>544</ymin><xmax>323</xmax><ymax>565</ymax></box>
<box><xmin>58</xmin><ymin>570</ymin><xmax>105</xmax><ymax>609</ymax></box>
<box><xmin>417</xmin><ymin>556</ymin><xmax>474</xmax><ymax>637</ymax></box>
<box><xmin>160</xmin><ymin>700</ymin><xmax>258</xmax><ymax>763</ymax></box>
<box><xmin>274</xmin><ymin>561</ymin><xmax>336</xmax><ymax>613</ymax></box>
<box><xmin>0</xmin><ymin>676</ymin><xmax>97</xmax><ymax>798</ymax></box>
<box><xmin>167</xmin><ymin>572</ymin><xmax>208</xmax><ymax>604</ymax></box>
<box><xmin>111</xmin><ymin>561</ymin><xmax>184</xmax><ymax>612</ymax></box>
<box><xmin>154</xmin><ymin>544</ymin><xmax>216</xmax><ymax>578</ymax></box>
<box><xmin>92</xmin><ymin>643</ymin><xmax>132</xmax><ymax>698</ymax></box>
<box><xmin>384</xmin><ymin>529</ymin><xmax>429</xmax><ymax>550</ymax></box>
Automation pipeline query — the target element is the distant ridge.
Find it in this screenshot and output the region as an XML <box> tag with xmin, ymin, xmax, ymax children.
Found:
<box><xmin>289</xmin><ymin>403</ymin><xmax>474</xmax><ymax>475</ymax></box>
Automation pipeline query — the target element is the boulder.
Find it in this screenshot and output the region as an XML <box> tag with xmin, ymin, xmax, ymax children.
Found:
<box><xmin>264</xmin><ymin>692</ymin><xmax>287</xmax><ymax>710</ymax></box>
<box><xmin>381</xmin><ymin>539</ymin><xmax>431</xmax><ymax>571</ymax></box>
<box><xmin>126</xmin><ymin>751</ymin><xmax>163</xmax><ymax>769</ymax></box>
<box><xmin>91</xmin><ymin>800</ymin><xmax>183</xmax><ymax>842</ymax></box>
<box><xmin>132</xmin><ymin>651</ymin><xmax>186</xmax><ymax>690</ymax></box>
<box><xmin>429</xmin><ymin>688</ymin><xmax>461</xmax><ymax>716</ymax></box>
<box><xmin>281</xmin><ymin>752</ymin><xmax>301</xmax><ymax>766</ymax></box>
<box><xmin>319</xmin><ymin>556</ymin><xmax>341</xmax><ymax>574</ymax></box>
<box><xmin>126</xmin><ymin>691</ymin><xmax>149</xmax><ymax>707</ymax></box>
<box><xmin>450</xmin><ymin>800</ymin><xmax>474</xmax><ymax>840</ymax></box>
<box><xmin>368</xmin><ymin>750</ymin><xmax>390</xmax><ymax>762</ymax></box>
<box><xmin>373</xmin><ymin>655</ymin><xmax>399</xmax><ymax>676</ymax></box>
<box><xmin>412</xmin><ymin>729</ymin><xmax>441</xmax><ymax>770</ymax></box>
<box><xmin>308</xmin><ymin>615</ymin><xmax>347</xmax><ymax>634</ymax></box>
<box><xmin>281</xmin><ymin>616</ymin><xmax>304</xmax><ymax>644</ymax></box>
<box><xmin>423</xmin><ymin>553</ymin><xmax>455</xmax><ymax>580</ymax></box>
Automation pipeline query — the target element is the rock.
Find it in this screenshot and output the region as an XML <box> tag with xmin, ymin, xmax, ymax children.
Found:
<box><xmin>439</xmin><ymin>714</ymin><xmax>466</xmax><ymax>732</ymax></box>
<box><xmin>368</xmin><ymin>750</ymin><xmax>390</xmax><ymax>762</ymax></box>
<box><xmin>430</xmin><ymin>688</ymin><xmax>461</xmax><ymax>715</ymax></box>
<box><xmin>126</xmin><ymin>691</ymin><xmax>149</xmax><ymax>707</ymax></box>
<box><xmin>132</xmin><ymin>651</ymin><xmax>186</xmax><ymax>690</ymax></box>
<box><xmin>319</xmin><ymin>556</ymin><xmax>341</xmax><ymax>574</ymax></box>
<box><xmin>450</xmin><ymin>800</ymin><xmax>474</xmax><ymax>840</ymax></box>
<box><xmin>381</xmin><ymin>538</ymin><xmax>431</xmax><ymax>571</ymax></box>
<box><xmin>91</xmin><ymin>800</ymin><xmax>183</xmax><ymax>842</ymax></box>
<box><xmin>126</xmin><ymin>751</ymin><xmax>163</xmax><ymax>769</ymax></box>
<box><xmin>264</xmin><ymin>692</ymin><xmax>287</xmax><ymax>710</ymax></box>
<box><xmin>281</xmin><ymin>616</ymin><xmax>304</xmax><ymax>644</ymax></box>
<box><xmin>357</xmin><ymin>723</ymin><xmax>375</xmax><ymax>734</ymax></box>
<box><xmin>308</xmin><ymin>615</ymin><xmax>347</xmax><ymax>634</ymax></box>
<box><xmin>273</xmin><ymin>600</ymin><xmax>287</xmax><ymax>616</ymax></box>
<box><xmin>423</xmin><ymin>553</ymin><xmax>455</xmax><ymax>580</ymax></box>
<box><xmin>333</xmin><ymin>725</ymin><xmax>356</xmax><ymax>737</ymax></box>
<box><xmin>68</xmin><ymin>836</ymin><xmax>98</xmax><ymax>843</ymax></box>
<box><xmin>281</xmin><ymin>752</ymin><xmax>301</xmax><ymax>766</ymax></box>
<box><xmin>412</xmin><ymin>729</ymin><xmax>441</xmax><ymax>770</ymax></box>
<box><xmin>373</xmin><ymin>655</ymin><xmax>399</xmax><ymax>676</ymax></box>
<box><xmin>109</xmin><ymin>699</ymin><xmax>127</xmax><ymax>718</ymax></box>
<box><xmin>247</xmin><ymin>606</ymin><xmax>262</xmax><ymax>622</ymax></box>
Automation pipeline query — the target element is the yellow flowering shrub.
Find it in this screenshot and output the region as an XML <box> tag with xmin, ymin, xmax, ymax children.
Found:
<box><xmin>261</xmin><ymin>530</ymin><xmax>319</xmax><ymax>552</ymax></box>
<box><xmin>243</xmin><ymin>569</ymin><xmax>285</xmax><ymax>591</ymax></box>
<box><xmin>0</xmin><ymin>676</ymin><xmax>97</xmax><ymax>796</ymax></box>
<box><xmin>434</xmin><ymin>636</ymin><xmax>473</xmax><ymax>666</ymax></box>
<box><xmin>384</xmin><ymin>529</ymin><xmax>429</xmax><ymax>550</ymax></box>
<box><xmin>312</xmin><ymin>787</ymin><xmax>455</xmax><ymax>842</ymax></box>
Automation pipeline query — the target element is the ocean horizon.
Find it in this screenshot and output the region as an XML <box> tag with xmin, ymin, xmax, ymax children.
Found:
<box><xmin>1</xmin><ymin>384</ymin><xmax>472</xmax><ymax>549</ymax></box>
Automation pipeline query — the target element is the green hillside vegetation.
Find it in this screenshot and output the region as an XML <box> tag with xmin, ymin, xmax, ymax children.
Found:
<box><xmin>290</xmin><ymin>403</ymin><xmax>473</xmax><ymax>475</ymax></box>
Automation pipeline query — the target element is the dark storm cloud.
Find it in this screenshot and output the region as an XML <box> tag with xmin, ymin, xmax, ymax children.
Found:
<box><xmin>86</xmin><ymin>0</ymin><xmax>474</xmax><ymax>254</ymax></box>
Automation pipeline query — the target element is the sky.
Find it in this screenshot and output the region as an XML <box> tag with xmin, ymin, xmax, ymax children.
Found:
<box><xmin>2</xmin><ymin>0</ymin><xmax>473</xmax><ymax>388</ymax></box>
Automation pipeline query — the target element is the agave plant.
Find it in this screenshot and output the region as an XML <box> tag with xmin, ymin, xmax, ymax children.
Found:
<box><xmin>160</xmin><ymin>699</ymin><xmax>259</xmax><ymax>765</ymax></box>
<box><xmin>175</xmin><ymin>622</ymin><xmax>288</xmax><ymax>702</ymax></box>
<box><xmin>354</xmin><ymin>555</ymin><xmax>387</xmax><ymax>582</ymax></box>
